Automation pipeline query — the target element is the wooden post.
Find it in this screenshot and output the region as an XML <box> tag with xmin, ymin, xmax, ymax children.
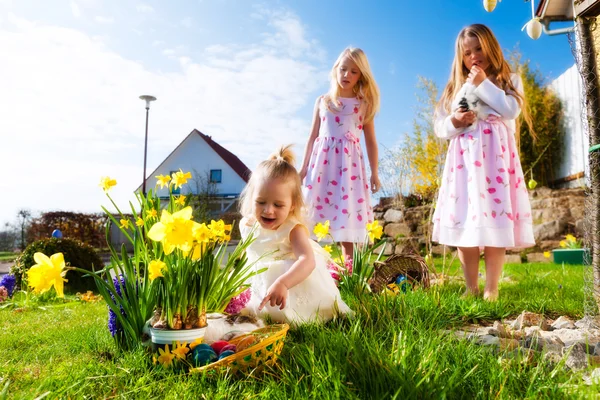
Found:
<box><xmin>577</xmin><ymin>16</ymin><xmax>600</xmax><ymax>308</ymax></box>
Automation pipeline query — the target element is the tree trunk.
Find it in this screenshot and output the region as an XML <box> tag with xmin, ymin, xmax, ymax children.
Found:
<box><xmin>577</xmin><ymin>17</ymin><xmax>600</xmax><ymax>310</ymax></box>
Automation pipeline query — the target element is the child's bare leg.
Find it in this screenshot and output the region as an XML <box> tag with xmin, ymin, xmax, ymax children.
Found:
<box><xmin>458</xmin><ymin>247</ymin><xmax>480</xmax><ymax>296</ymax></box>
<box><xmin>341</xmin><ymin>242</ymin><xmax>354</xmax><ymax>262</ymax></box>
<box><xmin>483</xmin><ymin>247</ymin><xmax>505</xmax><ymax>301</ymax></box>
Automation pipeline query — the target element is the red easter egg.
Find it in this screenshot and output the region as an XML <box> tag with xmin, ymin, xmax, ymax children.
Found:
<box><xmin>210</xmin><ymin>340</ymin><xmax>230</xmax><ymax>355</ymax></box>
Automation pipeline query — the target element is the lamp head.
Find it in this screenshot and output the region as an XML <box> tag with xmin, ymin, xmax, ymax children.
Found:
<box><xmin>139</xmin><ymin>95</ymin><xmax>157</xmax><ymax>109</ymax></box>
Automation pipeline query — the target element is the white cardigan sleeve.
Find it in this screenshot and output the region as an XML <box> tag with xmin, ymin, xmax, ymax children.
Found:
<box><xmin>434</xmin><ymin>105</ymin><xmax>465</xmax><ymax>140</ymax></box>
<box><xmin>473</xmin><ymin>73</ymin><xmax>523</xmax><ymax>120</ymax></box>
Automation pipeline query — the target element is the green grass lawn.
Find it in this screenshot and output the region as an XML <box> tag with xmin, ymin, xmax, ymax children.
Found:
<box><xmin>0</xmin><ymin>252</ymin><xmax>18</xmax><ymax>262</ymax></box>
<box><xmin>0</xmin><ymin>260</ymin><xmax>597</xmax><ymax>399</ymax></box>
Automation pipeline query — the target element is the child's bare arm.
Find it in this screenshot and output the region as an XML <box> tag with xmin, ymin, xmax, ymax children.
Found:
<box><xmin>363</xmin><ymin>120</ymin><xmax>381</xmax><ymax>193</ymax></box>
<box><xmin>258</xmin><ymin>225</ymin><xmax>316</xmax><ymax>310</ymax></box>
<box><xmin>299</xmin><ymin>98</ymin><xmax>322</xmax><ymax>180</ymax></box>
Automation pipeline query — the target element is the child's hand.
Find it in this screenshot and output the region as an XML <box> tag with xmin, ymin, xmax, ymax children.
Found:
<box><xmin>452</xmin><ymin>108</ymin><xmax>475</xmax><ymax>128</ymax></box>
<box><xmin>370</xmin><ymin>174</ymin><xmax>381</xmax><ymax>194</ymax></box>
<box><xmin>259</xmin><ymin>280</ymin><xmax>289</xmax><ymax>310</ymax></box>
<box><xmin>467</xmin><ymin>65</ymin><xmax>486</xmax><ymax>87</ymax></box>
<box><xmin>299</xmin><ymin>165</ymin><xmax>308</xmax><ymax>181</ymax></box>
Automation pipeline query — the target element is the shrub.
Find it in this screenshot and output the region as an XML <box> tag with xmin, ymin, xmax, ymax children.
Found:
<box><xmin>27</xmin><ymin>211</ymin><xmax>108</xmax><ymax>249</ymax></box>
<box><xmin>11</xmin><ymin>238</ymin><xmax>104</xmax><ymax>294</ymax></box>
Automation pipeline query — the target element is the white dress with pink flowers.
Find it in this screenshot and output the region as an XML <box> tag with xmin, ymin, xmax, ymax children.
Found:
<box><xmin>432</xmin><ymin>74</ymin><xmax>535</xmax><ymax>249</ymax></box>
<box><xmin>239</xmin><ymin>217</ymin><xmax>352</xmax><ymax>326</ymax></box>
<box><xmin>303</xmin><ymin>96</ymin><xmax>374</xmax><ymax>243</ymax></box>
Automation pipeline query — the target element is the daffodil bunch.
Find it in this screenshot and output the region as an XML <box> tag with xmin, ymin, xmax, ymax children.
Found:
<box><xmin>559</xmin><ymin>234</ymin><xmax>583</xmax><ymax>249</ymax></box>
<box><xmin>146</xmin><ymin>209</ymin><xmax>259</xmax><ymax>330</ymax></box>
<box><xmin>95</xmin><ymin>170</ymin><xmax>260</xmax><ymax>350</ymax></box>
<box><xmin>315</xmin><ymin>220</ymin><xmax>386</xmax><ymax>294</ymax></box>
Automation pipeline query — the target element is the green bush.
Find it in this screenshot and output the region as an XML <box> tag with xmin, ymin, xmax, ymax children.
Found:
<box><xmin>10</xmin><ymin>238</ymin><xmax>104</xmax><ymax>294</ymax></box>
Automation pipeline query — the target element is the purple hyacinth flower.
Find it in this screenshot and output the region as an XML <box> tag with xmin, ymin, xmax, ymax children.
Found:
<box><xmin>0</xmin><ymin>274</ymin><xmax>16</xmax><ymax>297</ymax></box>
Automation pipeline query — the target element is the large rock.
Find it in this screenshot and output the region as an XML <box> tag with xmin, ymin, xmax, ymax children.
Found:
<box><xmin>533</xmin><ymin>220</ymin><xmax>567</xmax><ymax>242</ymax></box>
<box><xmin>383</xmin><ymin>209</ymin><xmax>403</xmax><ymax>223</ymax></box>
<box><xmin>384</xmin><ymin>223</ymin><xmax>412</xmax><ymax>238</ymax></box>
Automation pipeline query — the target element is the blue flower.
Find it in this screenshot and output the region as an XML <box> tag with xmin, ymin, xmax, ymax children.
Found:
<box><xmin>0</xmin><ymin>274</ymin><xmax>16</xmax><ymax>297</ymax></box>
<box><xmin>107</xmin><ymin>274</ymin><xmax>126</xmax><ymax>337</ymax></box>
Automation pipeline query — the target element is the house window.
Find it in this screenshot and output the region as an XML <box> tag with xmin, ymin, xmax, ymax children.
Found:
<box><xmin>210</xmin><ymin>169</ymin><xmax>222</xmax><ymax>183</ymax></box>
<box><xmin>169</xmin><ymin>170</ymin><xmax>180</xmax><ymax>194</ymax></box>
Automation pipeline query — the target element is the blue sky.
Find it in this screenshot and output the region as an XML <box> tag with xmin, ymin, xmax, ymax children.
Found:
<box><xmin>0</xmin><ymin>0</ymin><xmax>576</xmax><ymax>226</ymax></box>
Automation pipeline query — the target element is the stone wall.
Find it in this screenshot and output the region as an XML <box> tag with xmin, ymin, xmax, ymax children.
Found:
<box><xmin>374</xmin><ymin>187</ymin><xmax>586</xmax><ymax>259</ymax></box>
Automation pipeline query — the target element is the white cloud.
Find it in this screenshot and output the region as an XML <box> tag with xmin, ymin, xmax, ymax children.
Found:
<box><xmin>70</xmin><ymin>0</ymin><xmax>81</xmax><ymax>18</ymax></box>
<box><xmin>0</xmin><ymin>10</ymin><xmax>327</xmax><ymax>225</ymax></box>
<box><xmin>136</xmin><ymin>3</ymin><xmax>154</xmax><ymax>13</ymax></box>
<box><xmin>94</xmin><ymin>15</ymin><xmax>114</xmax><ymax>24</ymax></box>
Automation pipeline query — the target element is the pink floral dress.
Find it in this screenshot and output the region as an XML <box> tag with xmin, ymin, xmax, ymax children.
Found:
<box><xmin>303</xmin><ymin>96</ymin><xmax>374</xmax><ymax>242</ymax></box>
<box><xmin>432</xmin><ymin>74</ymin><xmax>535</xmax><ymax>249</ymax></box>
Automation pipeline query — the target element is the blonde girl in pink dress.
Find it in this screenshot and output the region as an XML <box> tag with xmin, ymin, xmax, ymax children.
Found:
<box><xmin>300</xmin><ymin>47</ymin><xmax>381</xmax><ymax>262</ymax></box>
<box><xmin>432</xmin><ymin>24</ymin><xmax>535</xmax><ymax>301</ymax></box>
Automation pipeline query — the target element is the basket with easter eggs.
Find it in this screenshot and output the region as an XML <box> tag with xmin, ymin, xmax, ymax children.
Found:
<box><xmin>190</xmin><ymin>324</ymin><xmax>289</xmax><ymax>373</ymax></box>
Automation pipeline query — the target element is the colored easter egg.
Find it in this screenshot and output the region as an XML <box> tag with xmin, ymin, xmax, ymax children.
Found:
<box><xmin>221</xmin><ymin>344</ymin><xmax>237</xmax><ymax>353</ymax></box>
<box><xmin>236</xmin><ymin>335</ymin><xmax>258</xmax><ymax>352</ymax></box>
<box><xmin>193</xmin><ymin>343</ymin><xmax>213</xmax><ymax>352</ymax></box>
<box><xmin>218</xmin><ymin>350</ymin><xmax>235</xmax><ymax>360</ymax></box>
<box><xmin>191</xmin><ymin>347</ymin><xmax>217</xmax><ymax>367</ymax></box>
<box><xmin>210</xmin><ymin>340</ymin><xmax>230</xmax><ymax>355</ymax></box>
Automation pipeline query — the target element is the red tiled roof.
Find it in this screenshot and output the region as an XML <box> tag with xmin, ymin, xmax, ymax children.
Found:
<box><xmin>194</xmin><ymin>129</ymin><xmax>251</xmax><ymax>182</ymax></box>
<box><xmin>137</xmin><ymin>129</ymin><xmax>251</xmax><ymax>191</ymax></box>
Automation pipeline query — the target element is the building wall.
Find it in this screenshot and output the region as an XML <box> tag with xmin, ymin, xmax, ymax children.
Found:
<box><xmin>550</xmin><ymin>64</ymin><xmax>589</xmax><ymax>187</ymax></box>
<box><xmin>145</xmin><ymin>133</ymin><xmax>247</xmax><ymax>197</ymax></box>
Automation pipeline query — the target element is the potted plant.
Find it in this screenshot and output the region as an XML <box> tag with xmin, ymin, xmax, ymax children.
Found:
<box><xmin>552</xmin><ymin>234</ymin><xmax>590</xmax><ymax>265</ymax></box>
<box><xmin>30</xmin><ymin>171</ymin><xmax>262</xmax><ymax>351</ymax></box>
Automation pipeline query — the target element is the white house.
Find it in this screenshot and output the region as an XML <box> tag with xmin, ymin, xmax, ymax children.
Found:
<box><xmin>137</xmin><ymin>129</ymin><xmax>251</xmax><ymax>211</ymax></box>
<box><xmin>550</xmin><ymin>64</ymin><xmax>589</xmax><ymax>188</ymax></box>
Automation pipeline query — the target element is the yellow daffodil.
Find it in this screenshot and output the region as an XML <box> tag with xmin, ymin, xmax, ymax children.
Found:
<box><xmin>99</xmin><ymin>176</ymin><xmax>117</xmax><ymax>191</ymax></box>
<box><xmin>147</xmin><ymin>207</ymin><xmax>196</xmax><ymax>254</ymax></box>
<box><xmin>565</xmin><ymin>234</ymin><xmax>576</xmax><ymax>243</ymax></box>
<box><xmin>27</xmin><ymin>252</ymin><xmax>68</xmax><ymax>298</ymax></box>
<box><xmin>366</xmin><ymin>220</ymin><xmax>383</xmax><ymax>242</ymax></box>
<box><xmin>559</xmin><ymin>240</ymin><xmax>567</xmax><ymax>248</ymax></box>
<box><xmin>148</xmin><ymin>260</ymin><xmax>166</xmax><ymax>280</ymax></box>
<box><xmin>155</xmin><ymin>174</ymin><xmax>171</xmax><ymax>189</ymax></box>
<box><xmin>208</xmin><ymin>219</ymin><xmax>232</xmax><ymax>242</ymax></box>
<box><xmin>323</xmin><ymin>245</ymin><xmax>332</xmax><ymax>254</ymax></box>
<box><xmin>174</xmin><ymin>195</ymin><xmax>186</xmax><ymax>206</ymax></box>
<box><xmin>189</xmin><ymin>337</ymin><xmax>203</xmax><ymax>350</ymax></box>
<box><xmin>120</xmin><ymin>219</ymin><xmax>131</xmax><ymax>229</ymax></box>
<box><xmin>171</xmin><ymin>169</ymin><xmax>192</xmax><ymax>189</ymax></box>
<box><xmin>313</xmin><ymin>220</ymin><xmax>330</xmax><ymax>242</ymax></box>
<box><xmin>157</xmin><ymin>344</ymin><xmax>175</xmax><ymax>367</ymax></box>
<box><xmin>135</xmin><ymin>218</ymin><xmax>144</xmax><ymax>227</ymax></box>
<box><xmin>193</xmin><ymin>223</ymin><xmax>212</xmax><ymax>243</ymax></box>
<box><xmin>544</xmin><ymin>251</ymin><xmax>551</xmax><ymax>258</ymax></box>
<box><xmin>172</xmin><ymin>341</ymin><xmax>190</xmax><ymax>359</ymax></box>
<box><xmin>146</xmin><ymin>208</ymin><xmax>158</xmax><ymax>220</ymax></box>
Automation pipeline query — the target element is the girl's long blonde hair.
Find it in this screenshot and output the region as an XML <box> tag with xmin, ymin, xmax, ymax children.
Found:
<box><xmin>239</xmin><ymin>144</ymin><xmax>305</xmax><ymax>222</ymax></box>
<box><xmin>437</xmin><ymin>24</ymin><xmax>533</xmax><ymax>139</ymax></box>
<box><xmin>324</xmin><ymin>47</ymin><xmax>380</xmax><ymax>123</ymax></box>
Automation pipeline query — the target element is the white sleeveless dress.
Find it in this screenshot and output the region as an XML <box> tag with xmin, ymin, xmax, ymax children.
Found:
<box><xmin>240</xmin><ymin>217</ymin><xmax>352</xmax><ymax>325</ymax></box>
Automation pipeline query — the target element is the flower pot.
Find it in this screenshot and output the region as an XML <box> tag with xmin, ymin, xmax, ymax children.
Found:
<box><xmin>552</xmin><ymin>248</ymin><xmax>590</xmax><ymax>265</ymax></box>
<box><xmin>150</xmin><ymin>326</ymin><xmax>206</xmax><ymax>351</ymax></box>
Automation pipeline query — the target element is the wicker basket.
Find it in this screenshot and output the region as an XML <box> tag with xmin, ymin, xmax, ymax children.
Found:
<box><xmin>192</xmin><ymin>323</ymin><xmax>289</xmax><ymax>374</ymax></box>
<box><xmin>369</xmin><ymin>253</ymin><xmax>431</xmax><ymax>293</ymax></box>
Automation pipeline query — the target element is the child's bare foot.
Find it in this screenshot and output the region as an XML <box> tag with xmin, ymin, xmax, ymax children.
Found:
<box><xmin>483</xmin><ymin>290</ymin><xmax>498</xmax><ymax>301</ymax></box>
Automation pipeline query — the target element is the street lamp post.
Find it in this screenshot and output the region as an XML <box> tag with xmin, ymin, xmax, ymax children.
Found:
<box><xmin>139</xmin><ymin>95</ymin><xmax>157</xmax><ymax>195</ymax></box>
